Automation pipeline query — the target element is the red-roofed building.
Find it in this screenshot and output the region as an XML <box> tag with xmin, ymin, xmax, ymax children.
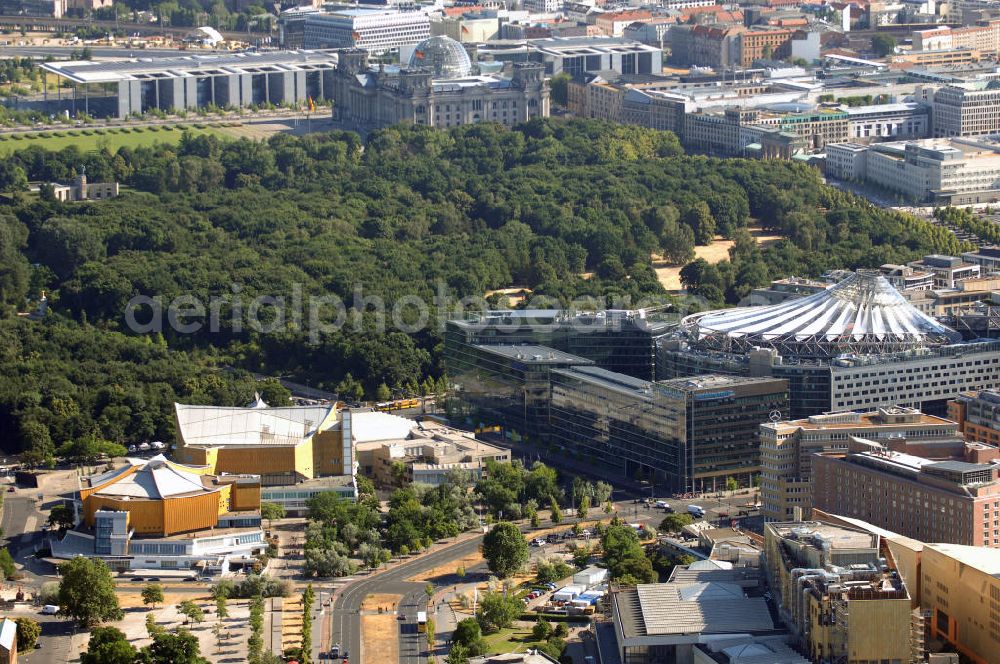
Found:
<box><xmin>596</xmin><ymin>10</ymin><xmax>653</xmax><ymax>36</ymax></box>
<box><xmin>442</xmin><ymin>5</ymin><xmax>484</xmax><ymax>17</ymax></box>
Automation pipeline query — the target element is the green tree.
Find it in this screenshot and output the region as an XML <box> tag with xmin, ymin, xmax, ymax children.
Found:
<box><xmin>452</xmin><ymin>617</ymin><xmax>482</xmax><ymax>648</ymax></box>
<box><xmin>682</xmin><ymin>201</ymin><xmax>717</xmax><ymax>246</ymax></box>
<box><xmin>532</xmin><ymin>616</ymin><xmax>552</xmax><ymax>640</ymax></box>
<box><xmin>660</xmin><ymin>512</ymin><xmax>694</xmax><ymax>533</ymax></box>
<box><xmin>445</xmin><ymin>643</ymin><xmax>470</xmax><ymax>664</ymax></box>
<box><xmin>260</xmin><ymin>502</ymin><xmax>286</xmax><ymax>528</ymax></box>
<box><xmin>577</xmin><ymin>495</ymin><xmax>590</xmax><ymax>520</ymax></box>
<box><xmin>58</xmin><ymin>557</ymin><xmax>123</xmax><ymax>627</ymax></box>
<box><xmin>0</xmin><ymin>549</ymin><xmax>15</xmax><ymax>579</ymax></box>
<box><xmin>177</xmin><ymin>599</ymin><xmax>204</xmax><ymax>625</ymax></box>
<box><xmin>476</xmin><ymin>590</ymin><xmax>523</xmax><ymax>632</ymax></box>
<box><xmin>301</xmin><ymin>583</ymin><xmax>314</xmax><ymax>664</ymax></box>
<box><xmin>725</xmin><ymin>476</ymin><xmax>738</xmax><ymax>492</ymax></box>
<box><xmin>248</xmin><ymin>594</ymin><xmax>264</xmax><ymax>663</ymax></box>
<box><xmin>80</xmin><ymin>627</ymin><xmax>137</xmax><ymax>664</ymax></box>
<box><xmin>548</xmin><ymin>72</ymin><xmax>571</xmax><ymax>106</ymax></box>
<box><xmin>549</xmin><ymin>497</ymin><xmax>562</xmax><ymax>524</ymax></box>
<box><xmin>482</xmin><ymin>521</ymin><xmax>529</xmax><ymax>579</ymax></box>
<box><xmin>872</xmin><ymin>33</ymin><xmax>897</xmax><ymax>56</ymax></box>
<box><xmin>145</xmin><ymin>613</ymin><xmax>163</xmax><ymax>638</ymax></box>
<box><xmin>14</xmin><ymin>617</ymin><xmax>40</xmax><ymax>651</ymax></box>
<box><xmin>141</xmin><ymin>629</ymin><xmax>208</xmax><ymax>664</ymax></box>
<box><xmin>47</xmin><ymin>503</ymin><xmax>75</xmax><ymax>530</ymax></box>
<box><xmin>211</xmin><ymin>579</ymin><xmax>236</xmax><ymax>600</ymax></box>
<box><xmin>216</xmin><ymin>595</ymin><xmax>229</xmax><ymax>619</ymax></box>
<box><xmin>142</xmin><ymin>583</ymin><xmax>164</xmax><ymax>609</ymax></box>
<box><xmin>375</xmin><ymin>382</ymin><xmax>392</xmax><ymax>402</ymax></box>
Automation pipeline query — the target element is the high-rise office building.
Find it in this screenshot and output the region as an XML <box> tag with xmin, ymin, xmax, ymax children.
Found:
<box><xmin>446</xmin><ymin>309</ymin><xmax>671</xmax><ymax>382</ymax></box>
<box><xmin>445</xmin><ymin>342</ymin><xmax>594</xmax><ymax>443</ymax></box>
<box><xmin>548</xmin><ymin>367</ymin><xmax>788</xmax><ymax>492</ymax></box>
<box><xmin>760</xmin><ymin>407</ymin><xmax>962</xmax><ymax>521</ymax></box>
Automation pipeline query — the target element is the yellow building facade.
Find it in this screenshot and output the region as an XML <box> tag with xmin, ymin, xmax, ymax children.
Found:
<box><xmin>79</xmin><ymin>456</ymin><xmax>261</xmax><ymax>536</ymax></box>
<box><xmin>173</xmin><ymin>401</ymin><xmax>347</xmax><ymax>484</ymax></box>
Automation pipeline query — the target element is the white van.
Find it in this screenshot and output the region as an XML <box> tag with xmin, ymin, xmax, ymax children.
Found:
<box><xmin>687</xmin><ymin>505</ymin><xmax>705</xmax><ymax>518</ymax></box>
<box><xmin>41</xmin><ymin>605</ymin><xmax>59</xmax><ymax>615</ymax></box>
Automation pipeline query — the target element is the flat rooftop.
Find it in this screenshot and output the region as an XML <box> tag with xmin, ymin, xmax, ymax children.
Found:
<box><xmin>768</xmin><ymin>409</ymin><xmax>954</xmax><ymax>430</ymax></box>
<box><xmin>925</xmin><ymin>543</ymin><xmax>1000</xmax><ymax>577</ymax></box>
<box><xmin>41</xmin><ymin>49</ymin><xmax>338</xmax><ymax>84</ymax></box>
<box><xmin>471</xmin><ymin>344</ymin><xmax>594</xmax><ymax>365</ymax></box>
<box><xmin>552</xmin><ymin>365</ymin><xmax>654</xmax><ymax>397</ymax></box>
<box><xmin>768</xmin><ymin>521</ymin><xmax>879</xmax><ymax>550</ymax></box>
<box><xmin>657</xmin><ymin>374</ymin><xmax>784</xmax><ymax>392</ymax></box>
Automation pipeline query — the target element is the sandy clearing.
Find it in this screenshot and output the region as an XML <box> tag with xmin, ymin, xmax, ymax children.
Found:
<box><xmin>362</xmin><ymin>593</ymin><xmax>403</xmax><ymax>611</ymax></box>
<box><xmin>362</xmin><ymin>594</ymin><xmax>402</xmax><ymax>664</ymax></box>
<box><xmin>654</xmin><ymin>226</ymin><xmax>783</xmax><ymax>291</ymax></box>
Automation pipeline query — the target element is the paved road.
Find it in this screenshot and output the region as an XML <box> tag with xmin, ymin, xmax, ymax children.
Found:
<box><xmin>328</xmin><ymin>535</ymin><xmax>485</xmax><ymax>664</ymax></box>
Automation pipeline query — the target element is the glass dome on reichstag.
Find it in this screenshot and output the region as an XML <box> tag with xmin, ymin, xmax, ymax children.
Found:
<box><xmin>408</xmin><ymin>36</ymin><xmax>473</xmax><ymax>79</ymax></box>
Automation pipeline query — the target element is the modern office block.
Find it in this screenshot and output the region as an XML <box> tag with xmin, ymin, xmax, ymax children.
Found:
<box><xmin>549</xmin><ymin>367</ymin><xmax>788</xmax><ymax>493</ymax></box>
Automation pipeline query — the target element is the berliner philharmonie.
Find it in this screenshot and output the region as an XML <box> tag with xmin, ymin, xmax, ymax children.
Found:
<box><xmin>658</xmin><ymin>270</ymin><xmax>1000</xmax><ymax>417</ymax></box>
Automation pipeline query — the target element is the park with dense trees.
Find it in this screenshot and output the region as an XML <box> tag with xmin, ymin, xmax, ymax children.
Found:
<box><xmin>0</xmin><ymin>118</ymin><xmax>966</xmax><ymax>463</ymax></box>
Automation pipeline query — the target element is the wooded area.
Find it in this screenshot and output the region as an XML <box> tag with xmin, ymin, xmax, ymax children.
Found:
<box><xmin>0</xmin><ymin>119</ymin><xmax>964</xmax><ymax>460</ymax></box>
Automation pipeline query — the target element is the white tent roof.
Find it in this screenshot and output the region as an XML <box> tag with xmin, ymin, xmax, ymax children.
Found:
<box><xmin>682</xmin><ymin>270</ymin><xmax>960</xmax><ymax>357</ymax></box>
<box><xmin>90</xmin><ymin>455</ymin><xmax>215</xmax><ymax>500</ymax></box>
<box><xmin>175</xmin><ymin>402</ymin><xmax>335</xmax><ymax>447</ymax></box>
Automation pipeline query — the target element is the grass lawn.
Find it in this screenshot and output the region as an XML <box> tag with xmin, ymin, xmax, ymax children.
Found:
<box><xmin>0</xmin><ymin>124</ymin><xmax>233</xmax><ymax>155</ymax></box>
<box><xmin>482</xmin><ymin>626</ymin><xmax>539</xmax><ymax>655</ymax></box>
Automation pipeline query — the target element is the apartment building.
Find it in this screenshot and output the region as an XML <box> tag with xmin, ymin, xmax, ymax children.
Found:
<box><xmin>878</xmin><ymin>264</ymin><xmax>936</xmax><ymax>291</ymax></box>
<box><xmin>760</xmin><ymin>407</ymin><xmax>962</xmax><ymax>522</ymax></box>
<box><xmin>764</xmin><ymin>521</ymin><xmax>914</xmax><ymax>664</ymax></box>
<box><xmin>595</xmin><ymin>10</ymin><xmax>653</xmax><ymax>38</ymax></box>
<box><xmin>668</xmin><ymin>24</ymin><xmax>742</xmax><ymax>69</ymax></box>
<box><xmin>933</xmin><ymin>83</ymin><xmax>1000</xmax><ymax>138</ymax></box>
<box><xmin>303</xmin><ymin>7</ymin><xmax>431</xmax><ymax>53</ymax></box>
<box><xmin>907</xmin><ymin>254</ymin><xmax>981</xmax><ymax>288</ymax></box>
<box><xmin>813</xmin><ymin>436</ymin><xmax>1000</xmax><ymax>547</ymax></box>
<box><xmin>962</xmin><ymin>245</ymin><xmax>1000</xmax><ymax>272</ymax></box>
<box><xmin>949</xmin><ymin>389</ymin><xmax>1000</xmax><ymax>445</ymax></box>
<box><xmin>737</xmin><ymin>28</ymin><xmax>796</xmax><ymax>66</ymax></box>
<box><xmin>913</xmin><ymin>20</ymin><xmax>1000</xmax><ymax>55</ymax></box>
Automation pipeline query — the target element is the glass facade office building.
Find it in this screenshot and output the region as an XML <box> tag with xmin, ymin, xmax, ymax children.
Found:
<box><xmin>445</xmin><ymin>342</ymin><xmax>594</xmax><ymax>443</ymax></box>
<box><xmin>445</xmin><ymin>309</ymin><xmax>672</xmax><ymax>382</ymax></box>
<box><xmin>549</xmin><ymin>367</ymin><xmax>788</xmax><ymax>492</ymax></box>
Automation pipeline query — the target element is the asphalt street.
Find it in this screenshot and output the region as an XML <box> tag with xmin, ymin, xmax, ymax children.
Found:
<box><xmin>327</xmin><ymin>534</ymin><xmax>485</xmax><ymax>664</ymax></box>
